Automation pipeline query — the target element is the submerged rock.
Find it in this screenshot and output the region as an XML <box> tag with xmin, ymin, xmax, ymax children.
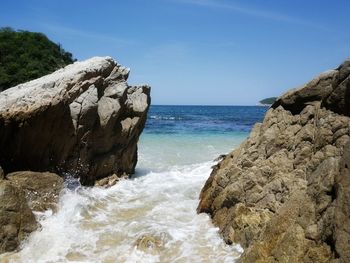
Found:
<box><xmin>0</xmin><ymin>56</ymin><xmax>150</xmax><ymax>185</ymax></box>
<box><xmin>198</xmin><ymin>59</ymin><xmax>350</xmax><ymax>262</ymax></box>
<box><xmin>135</xmin><ymin>235</ymin><xmax>162</xmax><ymax>254</ymax></box>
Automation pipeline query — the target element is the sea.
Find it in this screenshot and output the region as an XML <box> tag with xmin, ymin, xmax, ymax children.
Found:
<box><xmin>2</xmin><ymin>105</ymin><xmax>268</xmax><ymax>263</ymax></box>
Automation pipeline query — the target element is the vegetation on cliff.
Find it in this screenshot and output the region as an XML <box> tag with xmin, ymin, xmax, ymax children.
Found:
<box><xmin>0</xmin><ymin>27</ymin><xmax>75</xmax><ymax>91</ymax></box>
<box><xmin>259</xmin><ymin>97</ymin><xmax>277</xmax><ymax>105</ymax></box>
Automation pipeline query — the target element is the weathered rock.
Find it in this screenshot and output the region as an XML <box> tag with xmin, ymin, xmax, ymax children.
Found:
<box><xmin>0</xmin><ymin>171</ymin><xmax>63</xmax><ymax>253</ymax></box>
<box><xmin>94</xmin><ymin>173</ymin><xmax>127</xmax><ymax>188</ymax></box>
<box><xmin>198</xmin><ymin>59</ymin><xmax>350</xmax><ymax>262</ymax></box>
<box><xmin>334</xmin><ymin>141</ymin><xmax>350</xmax><ymax>261</ymax></box>
<box><xmin>0</xmin><ymin>57</ymin><xmax>151</xmax><ymax>185</ymax></box>
<box><xmin>6</xmin><ymin>171</ymin><xmax>63</xmax><ymax>212</ymax></box>
<box><xmin>0</xmin><ymin>180</ymin><xmax>37</xmax><ymax>253</ymax></box>
<box><xmin>272</xmin><ymin>60</ymin><xmax>350</xmax><ymax>116</ymax></box>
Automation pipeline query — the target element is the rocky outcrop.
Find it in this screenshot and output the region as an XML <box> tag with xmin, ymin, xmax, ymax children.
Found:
<box><xmin>198</xmin><ymin>59</ymin><xmax>350</xmax><ymax>262</ymax></box>
<box><xmin>0</xmin><ymin>170</ymin><xmax>63</xmax><ymax>253</ymax></box>
<box><xmin>0</xmin><ymin>57</ymin><xmax>150</xmax><ymax>185</ymax></box>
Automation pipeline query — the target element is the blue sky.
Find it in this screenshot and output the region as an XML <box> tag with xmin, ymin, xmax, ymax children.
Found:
<box><xmin>2</xmin><ymin>0</ymin><xmax>350</xmax><ymax>105</ymax></box>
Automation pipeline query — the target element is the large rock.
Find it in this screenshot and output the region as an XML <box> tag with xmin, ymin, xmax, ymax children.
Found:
<box><xmin>0</xmin><ymin>170</ymin><xmax>63</xmax><ymax>253</ymax></box>
<box><xmin>0</xmin><ymin>180</ymin><xmax>37</xmax><ymax>253</ymax></box>
<box><xmin>198</xmin><ymin>60</ymin><xmax>350</xmax><ymax>262</ymax></box>
<box><xmin>272</xmin><ymin>60</ymin><xmax>350</xmax><ymax>116</ymax></box>
<box><xmin>6</xmin><ymin>171</ymin><xmax>63</xmax><ymax>212</ymax></box>
<box><xmin>0</xmin><ymin>57</ymin><xmax>151</xmax><ymax>185</ymax></box>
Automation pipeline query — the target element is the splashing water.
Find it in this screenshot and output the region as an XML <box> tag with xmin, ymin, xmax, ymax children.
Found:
<box><xmin>1</xmin><ymin>106</ymin><xmax>267</xmax><ymax>263</ymax></box>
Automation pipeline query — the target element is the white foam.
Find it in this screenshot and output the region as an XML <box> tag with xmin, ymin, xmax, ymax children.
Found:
<box><xmin>3</xmin><ymin>161</ymin><xmax>242</xmax><ymax>263</ymax></box>
<box><xmin>2</xmin><ymin>134</ymin><xmax>245</xmax><ymax>262</ymax></box>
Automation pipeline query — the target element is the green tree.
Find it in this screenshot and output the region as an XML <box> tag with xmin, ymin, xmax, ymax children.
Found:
<box><xmin>0</xmin><ymin>27</ymin><xmax>75</xmax><ymax>91</ymax></box>
<box><xmin>259</xmin><ymin>97</ymin><xmax>277</xmax><ymax>105</ymax></box>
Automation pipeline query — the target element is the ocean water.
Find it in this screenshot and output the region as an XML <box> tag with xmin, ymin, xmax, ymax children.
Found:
<box><xmin>1</xmin><ymin>105</ymin><xmax>267</xmax><ymax>263</ymax></box>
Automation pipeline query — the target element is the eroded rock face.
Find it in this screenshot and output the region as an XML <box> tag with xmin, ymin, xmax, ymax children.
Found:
<box><xmin>198</xmin><ymin>60</ymin><xmax>350</xmax><ymax>262</ymax></box>
<box><xmin>0</xmin><ymin>57</ymin><xmax>151</xmax><ymax>185</ymax></box>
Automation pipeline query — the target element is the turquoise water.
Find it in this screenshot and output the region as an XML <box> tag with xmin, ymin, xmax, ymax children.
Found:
<box><xmin>138</xmin><ymin>133</ymin><xmax>247</xmax><ymax>171</ymax></box>
<box><xmin>139</xmin><ymin>105</ymin><xmax>267</xmax><ymax>169</ymax></box>
<box><xmin>3</xmin><ymin>105</ymin><xmax>268</xmax><ymax>263</ymax></box>
<box><xmin>138</xmin><ymin>106</ymin><xmax>267</xmax><ymax>171</ymax></box>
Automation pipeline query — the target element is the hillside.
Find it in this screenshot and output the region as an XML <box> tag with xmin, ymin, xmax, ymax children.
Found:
<box><xmin>0</xmin><ymin>27</ymin><xmax>75</xmax><ymax>91</ymax></box>
<box><xmin>259</xmin><ymin>97</ymin><xmax>277</xmax><ymax>105</ymax></box>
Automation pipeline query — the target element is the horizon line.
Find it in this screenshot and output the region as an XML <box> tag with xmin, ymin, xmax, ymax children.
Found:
<box><xmin>150</xmin><ymin>104</ymin><xmax>271</xmax><ymax>107</ymax></box>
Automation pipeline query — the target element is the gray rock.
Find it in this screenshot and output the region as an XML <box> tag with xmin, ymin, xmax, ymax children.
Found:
<box><xmin>0</xmin><ymin>57</ymin><xmax>151</xmax><ymax>185</ymax></box>
<box><xmin>97</xmin><ymin>96</ymin><xmax>121</xmax><ymax>127</ymax></box>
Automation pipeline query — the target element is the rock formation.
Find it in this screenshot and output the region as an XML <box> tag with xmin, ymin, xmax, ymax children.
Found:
<box><xmin>6</xmin><ymin>171</ymin><xmax>63</xmax><ymax>212</ymax></box>
<box><xmin>198</xmin><ymin>60</ymin><xmax>350</xmax><ymax>262</ymax></box>
<box><xmin>0</xmin><ymin>57</ymin><xmax>150</xmax><ymax>185</ymax></box>
<box><xmin>0</xmin><ymin>170</ymin><xmax>63</xmax><ymax>253</ymax></box>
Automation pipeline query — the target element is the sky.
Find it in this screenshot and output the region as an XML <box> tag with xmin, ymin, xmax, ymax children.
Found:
<box><xmin>1</xmin><ymin>0</ymin><xmax>350</xmax><ymax>105</ymax></box>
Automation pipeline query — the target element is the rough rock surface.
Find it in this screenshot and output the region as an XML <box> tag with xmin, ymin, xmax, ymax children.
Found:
<box><xmin>0</xmin><ymin>170</ymin><xmax>63</xmax><ymax>253</ymax></box>
<box><xmin>198</xmin><ymin>60</ymin><xmax>350</xmax><ymax>262</ymax></box>
<box><xmin>0</xmin><ymin>179</ymin><xmax>37</xmax><ymax>253</ymax></box>
<box><xmin>6</xmin><ymin>171</ymin><xmax>63</xmax><ymax>212</ymax></box>
<box><xmin>0</xmin><ymin>57</ymin><xmax>150</xmax><ymax>185</ymax></box>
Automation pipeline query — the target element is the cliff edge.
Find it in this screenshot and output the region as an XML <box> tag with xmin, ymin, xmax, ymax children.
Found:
<box><xmin>0</xmin><ymin>57</ymin><xmax>150</xmax><ymax>185</ymax></box>
<box><xmin>198</xmin><ymin>60</ymin><xmax>350</xmax><ymax>262</ymax></box>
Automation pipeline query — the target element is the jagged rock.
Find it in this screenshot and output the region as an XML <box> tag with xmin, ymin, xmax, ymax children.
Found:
<box><xmin>94</xmin><ymin>173</ymin><xmax>127</xmax><ymax>188</ymax></box>
<box><xmin>198</xmin><ymin>59</ymin><xmax>350</xmax><ymax>262</ymax></box>
<box><xmin>0</xmin><ymin>57</ymin><xmax>150</xmax><ymax>185</ymax></box>
<box><xmin>272</xmin><ymin>60</ymin><xmax>350</xmax><ymax>116</ymax></box>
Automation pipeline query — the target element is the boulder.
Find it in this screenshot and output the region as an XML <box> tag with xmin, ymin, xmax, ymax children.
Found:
<box><xmin>0</xmin><ymin>170</ymin><xmax>63</xmax><ymax>253</ymax></box>
<box><xmin>0</xmin><ymin>57</ymin><xmax>151</xmax><ymax>185</ymax></box>
<box><xmin>0</xmin><ymin>180</ymin><xmax>37</xmax><ymax>253</ymax></box>
<box><xmin>198</xmin><ymin>59</ymin><xmax>350</xmax><ymax>262</ymax></box>
<box><xmin>6</xmin><ymin>171</ymin><xmax>63</xmax><ymax>212</ymax></box>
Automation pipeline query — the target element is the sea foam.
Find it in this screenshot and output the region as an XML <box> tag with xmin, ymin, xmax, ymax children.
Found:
<box><xmin>5</xmin><ymin>160</ymin><xmax>242</xmax><ymax>263</ymax></box>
